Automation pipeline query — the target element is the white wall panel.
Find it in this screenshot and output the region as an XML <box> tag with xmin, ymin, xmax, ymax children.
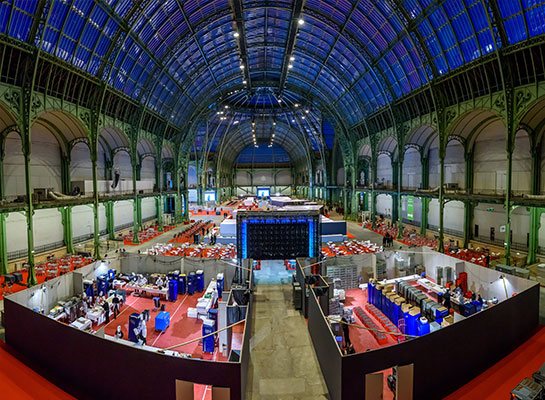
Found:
<box><xmin>512</xmin><ymin>131</ymin><xmax>531</xmax><ymax>195</ymax></box>
<box><xmin>113</xmin><ymin>200</ymin><xmax>133</xmax><ymax>228</ymax></box>
<box><xmin>30</xmin><ymin>128</ymin><xmax>62</xmax><ymax>192</ymax></box>
<box><xmin>444</xmin><ymin>140</ymin><xmax>465</xmax><ymax>188</ymax></box>
<box><xmin>402</xmin><ymin>149</ymin><xmax>421</xmax><ymax>189</ymax></box>
<box><xmin>275</xmin><ymin>170</ymin><xmax>292</xmax><ymax>185</ymax></box>
<box><xmin>4</xmin><ymin>132</ymin><xmax>25</xmax><ymax>197</ymax></box>
<box><xmin>72</xmin><ymin>205</ymin><xmax>94</xmax><ymax>239</ymax></box>
<box><xmin>6</xmin><ymin>212</ymin><xmax>28</xmax><ymax>252</ymax></box>
<box><xmin>113</xmin><ymin>151</ymin><xmax>132</xmax><ymax>180</ymax></box>
<box><xmin>140</xmin><ymin>156</ymin><xmax>156</xmax><ymax>182</ymax></box>
<box><xmin>70</xmin><ymin>142</ymin><xmax>93</xmax><ymax>181</ymax></box>
<box><xmin>33</xmin><ymin>209</ymin><xmax>63</xmax><ymax>247</ymax></box>
<box><xmin>236</xmin><ymin>170</ymin><xmax>251</xmax><ymax>186</ymax></box>
<box><xmin>376</xmin><ymin>154</ymin><xmax>392</xmax><ymax>187</ymax></box>
<box><xmin>142</xmin><ymin>197</ymin><xmax>156</xmax><ymax>219</ymax></box>
<box><xmin>376</xmin><ymin>194</ymin><xmax>392</xmax><ymax>216</ymax></box>
<box><xmin>252</xmin><ymin>170</ymin><xmax>274</xmax><ymax>185</ymax></box>
<box><xmin>473</xmin><ymin>121</ymin><xmax>506</xmax><ymax>194</ymax></box>
<box><xmin>429</xmin><ymin>146</ymin><xmax>440</xmax><ymax>188</ymax></box>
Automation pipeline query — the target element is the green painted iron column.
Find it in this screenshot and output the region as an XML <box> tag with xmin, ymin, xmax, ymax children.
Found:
<box><xmin>105</xmin><ymin>201</ymin><xmax>115</xmax><ymax>240</ymax></box>
<box><xmin>462</xmin><ymin>150</ymin><xmax>475</xmax><ymax>248</ymax></box>
<box><xmin>437</xmin><ymin>139</ymin><xmax>446</xmax><ymax>253</ymax></box>
<box><xmin>420</xmin><ymin>198</ymin><xmax>430</xmax><ymax>237</ymax></box>
<box><xmin>175</xmin><ymin>166</ymin><xmax>183</xmax><ymax>224</ymax></box>
<box><xmin>155</xmin><ymin>195</ymin><xmax>164</xmax><ymax>232</ymax></box>
<box><xmin>420</xmin><ymin>155</ymin><xmax>429</xmax><ymax>236</ymax></box>
<box><xmin>370</xmin><ymin>153</ymin><xmax>378</xmax><ymax>229</ymax></box>
<box><xmin>23</xmin><ymin>149</ymin><xmax>37</xmax><ymax>286</ymax></box>
<box><xmin>59</xmin><ymin>206</ymin><xmax>74</xmax><ymax>254</ymax></box>
<box><xmin>131</xmin><ymin>150</ymin><xmax>140</xmax><ymax>245</ymax></box>
<box><xmin>89</xmin><ymin>132</ymin><xmax>101</xmax><ymax>260</ymax></box>
<box><xmin>527</xmin><ymin>146</ymin><xmax>542</xmax><ymax>264</ymax></box>
<box><xmin>60</xmin><ymin>152</ymin><xmax>71</xmax><ymax>194</ymax></box>
<box><xmin>0</xmin><ymin>214</ymin><xmax>7</xmax><ymax>276</ymax></box>
<box><xmin>504</xmin><ymin>134</ymin><xmax>515</xmax><ymax>265</ymax></box>
<box><xmin>463</xmin><ymin>201</ymin><xmax>475</xmax><ymax>248</ymax></box>
<box><xmin>0</xmin><ymin>150</ymin><xmax>8</xmax><ymax>275</ymax></box>
<box><xmin>397</xmin><ymin>154</ymin><xmax>404</xmax><ymax>240</ymax></box>
<box><xmin>136</xmin><ymin>197</ymin><xmax>143</xmax><ymax>228</ymax></box>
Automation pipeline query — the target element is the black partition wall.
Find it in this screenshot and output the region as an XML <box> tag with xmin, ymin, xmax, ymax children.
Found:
<box><xmin>3</xmin><ymin>267</ymin><xmax>256</xmax><ymax>400</ymax></box>
<box><xmin>307</xmin><ymin>282</ymin><xmax>540</xmax><ymax>400</ymax></box>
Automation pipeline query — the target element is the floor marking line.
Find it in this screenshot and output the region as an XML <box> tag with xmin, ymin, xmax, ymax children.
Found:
<box><xmin>152</xmin><ymin>294</ymin><xmax>189</xmax><ymax>347</ymax></box>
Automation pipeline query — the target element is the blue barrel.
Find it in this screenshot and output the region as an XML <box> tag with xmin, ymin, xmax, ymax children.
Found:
<box><xmin>128</xmin><ymin>313</ymin><xmax>141</xmax><ymax>343</ymax></box>
<box><xmin>187</xmin><ymin>272</ymin><xmax>196</xmax><ymax>295</ymax></box>
<box><xmin>168</xmin><ymin>279</ymin><xmax>178</xmax><ymax>302</ymax></box>
<box><xmin>216</xmin><ymin>279</ymin><xmax>223</xmax><ymax>299</ymax></box>
<box><xmin>196</xmin><ymin>270</ymin><xmax>204</xmax><ymax>292</ymax></box>
<box><xmin>178</xmin><ymin>274</ymin><xmax>186</xmax><ymax>295</ymax></box>
<box><xmin>202</xmin><ymin>319</ymin><xmax>215</xmax><ymax>353</ymax></box>
<box><xmin>208</xmin><ymin>308</ymin><xmax>218</xmax><ymax>329</ymax></box>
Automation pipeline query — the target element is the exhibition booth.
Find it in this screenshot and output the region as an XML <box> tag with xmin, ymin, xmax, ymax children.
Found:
<box><xmin>297</xmin><ymin>248</ymin><xmax>540</xmax><ymax>399</ymax></box>
<box><xmin>4</xmin><ymin>255</ymin><xmax>255</xmax><ymax>400</ymax></box>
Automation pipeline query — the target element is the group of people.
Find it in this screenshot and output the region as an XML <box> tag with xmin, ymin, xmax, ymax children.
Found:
<box><xmin>382</xmin><ymin>232</ymin><xmax>394</xmax><ymax>247</ymax></box>
<box><xmin>442</xmin><ymin>284</ymin><xmax>483</xmax><ymax>312</ymax></box>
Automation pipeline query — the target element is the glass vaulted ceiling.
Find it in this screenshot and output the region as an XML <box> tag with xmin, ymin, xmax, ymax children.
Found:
<box><xmin>0</xmin><ymin>0</ymin><xmax>543</xmax><ymax>129</ymax></box>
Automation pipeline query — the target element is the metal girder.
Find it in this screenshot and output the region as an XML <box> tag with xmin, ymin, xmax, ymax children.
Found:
<box><xmin>175</xmin><ymin>0</ymin><xmax>220</xmax><ymax>90</ymax></box>
<box><xmin>304</xmin><ymin>0</ymin><xmax>360</xmax><ymax>98</ymax></box>
<box><xmin>229</xmin><ymin>0</ymin><xmax>252</xmax><ymax>90</ymax></box>
<box><xmin>278</xmin><ymin>0</ymin><xmax>306</xmax><ymax>91</ymax></box>
<box><xmin>96</xmin><ymin>0</ymin><xmax>196</xmax><ymax>107</ymax></box>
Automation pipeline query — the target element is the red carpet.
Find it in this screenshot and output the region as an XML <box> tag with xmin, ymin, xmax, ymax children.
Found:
<box><xmin>100</xmin><ymin>292</ymin><xmax>243</xmax><ymax>361</ymax></box>
<box><xmin>445</xmin><ymin>326</ymin><xmax>545</xmax><ymax>399</ymax></box>
<box><xmin>0</xmin><ymin>341</ymin><xmax>75</xmax><ymax>399</ymax></box>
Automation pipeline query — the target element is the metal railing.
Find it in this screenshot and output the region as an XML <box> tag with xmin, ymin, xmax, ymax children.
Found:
<box><xmin>7</xmin><ymin>240</ymin><xmax>66</xmax><ymax>261</ymax></box>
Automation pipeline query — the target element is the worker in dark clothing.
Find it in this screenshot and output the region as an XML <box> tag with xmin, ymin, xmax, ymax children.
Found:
<box><xmin>112</xmin><ymin>294</ymin><xmax>120</xmax><ymax>319</ymax></box>
<box><xmin>102</xmin><ymin>301</ymin><xmax>110</xmax><ymax>324</ymax></box>
<box><xmin>341</xmin><ymin>317</ymin><xmax>352</xmax><ymax>347</ymax></box>
<box><xmin>443</xmin><ymin>291</ymin><xmax>451</xmax><ymax>312</ymax></box>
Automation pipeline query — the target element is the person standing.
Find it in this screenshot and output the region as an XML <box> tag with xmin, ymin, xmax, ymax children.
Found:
<box><xmin>115</xmin><ymin>325</ymin><xmax>124</xmax><ymax>339</ymax></box>
<box><xmin>137</xmin><ymin>315</ymin><xmax>147</xmax><ymax>345</ymax></box>
<box><xmin>102</xmin><ymin>300</ymin><xmax>110</xmax><ymax>325</ymax></box>
<box><xmin>341</xmin><ymin>317</ymin><xmax>352</xmax><ymax>348</ymax></box>
<box><xmin>112</xmin><ymin>294</ymin><xmax>120</xmax><ymax>319</ymax></box>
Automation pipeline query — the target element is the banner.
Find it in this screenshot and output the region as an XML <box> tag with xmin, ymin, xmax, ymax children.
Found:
<box><xmin>407</xmin><ymin>196</ymin><xmax>414</xmax><ymax>221</ymax></box>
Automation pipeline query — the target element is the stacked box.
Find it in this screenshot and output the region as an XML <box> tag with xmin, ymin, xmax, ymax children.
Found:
<box><xmin>407</xmin><ymin>307</ymin><xmax>421</xmax><ymax>336</ymax></box>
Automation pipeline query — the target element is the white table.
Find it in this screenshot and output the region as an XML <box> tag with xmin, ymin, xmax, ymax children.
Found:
<box><xmin>417</xmin><ymin>278</ymin><xmax>446</xmax><ymax>295</ymax></box>
<box><xmin>104</xmin><ymin>335</ymin><xmax>181</xmax><ymax>357</ymax></box>
<box><xmin>71</xmin><ymin>317</ymin><xmax>92</xmax><ymax>331</ymax></box>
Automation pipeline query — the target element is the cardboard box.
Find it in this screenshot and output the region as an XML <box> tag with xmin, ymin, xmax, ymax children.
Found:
<box><xmin>401</xmin><ymin>303</ymin><xmax>413</xmax><ymax>313</ymax></box>
<box><xmin>395</xmin><ymin>297</ymin><xmax>406</xmax><ymax>306</ymax></box>
<box><xmin>409</xmin><ymin>307</ymin><xmax>421</xmax><ymax>317</ymax></box>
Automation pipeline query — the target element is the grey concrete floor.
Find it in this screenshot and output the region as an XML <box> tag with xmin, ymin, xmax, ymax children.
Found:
<box><xmin>245</xmin><ymin>283</ymin><xmax>329</xmax><ymax>399</ymax></box>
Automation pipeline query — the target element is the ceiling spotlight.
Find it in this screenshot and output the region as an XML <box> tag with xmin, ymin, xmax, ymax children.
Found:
<box><xmin>242</xmin><ymin>80</ymin><xmax>247</xmax><ymax>84</ymax></box>
<box><xmin>233</xmin><ymin>121</ymin><xmax>239</xmax><ymax>124</ymax></box>
<box><xmin>240</xmin><ymin>64</ymin><xmax>245</xmax><ymax>69</ymax></box>
<box><xmin>302</xmin><ymin>116</ymin><xmax>306</xmax><ymax>120</ymax></box>
<box><xmin>298</xmin><ymin>18</ymin><xmax>305</xmax><ymax>25</ymax></box>
<box><xmin>292</xmin><ymin>119</ymin><xmax>295</xmax><ymax>122</ymax></box>
<box><xmin>288</xmin><ymin>64</ymin><xmax>293</xmax><ymax>69</ymax></box>
<box><xmin>234</xmin><ymin>32</ymin><xmax>240</xmax><ymax>38</ymax></box>
<box><xmin>305</xmin><ymin>109</ymin><xmax>309</xmax><ymax>114</ymax></box>
<box><xmin>295</xmin><ymin>103</ymin><xmax>299</xmax><ymax>107</ymax></box>
<box><xmin>273</xmin><ymin>122</ymin><xmax>276</xmax><ymax>125</ymax></box>
<box><xmin>278</xmin><ymin>99</ymin><xmax>282</xmax><ymax>102</ymax></box>
<box><xmin>225</xmin><ymin>105</ymin><xmax>229</xmax><ymax>109</ymax></box>
<box><xmin>290</xmin><ymin>56</ymin><xmax>295</xmax><ymax>61</ymax></box>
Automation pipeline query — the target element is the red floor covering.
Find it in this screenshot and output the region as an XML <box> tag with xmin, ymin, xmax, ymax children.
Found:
<box><xmin>344</xmin><ymin>288</ymin><xmax>399</xmax><ymax>351</ymax></box>
<box><xmin>99</xmin><ymin>291</ymin><xmax>244</xmax><ymax>361</ymax></box>
<box><xmin>0</xmin><ymin>260</ymin><xmax>92</xmax><ymax>301</ymax></box>
<box><xmin>0</xmin><ymin>341</ymin><xmax>75</xmax><ymax>399</ymax></box>
<box><xmin>445</xmin><ymin>325</ymin><xmax>545</xmax><ymax>399</ymax></box>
